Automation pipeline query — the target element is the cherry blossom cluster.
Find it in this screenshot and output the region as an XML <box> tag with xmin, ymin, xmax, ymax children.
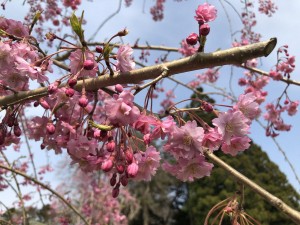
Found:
<box><xmin>269</xmin><ymin>45</ymin><xmax>295</xmax><ymax>80</ymax></box>
<box><xmin>50</xmin><ymin>171</ymin><xmax>137</xmax><ymax>225</ymax></box>
<box><xmin>182</xmin><ymin>2</ymin><xmax>217</xmax><ymax>54</ymax></box>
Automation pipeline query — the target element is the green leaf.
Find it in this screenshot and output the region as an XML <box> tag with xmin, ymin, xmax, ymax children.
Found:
<box><xmin>69</xmin><ymin>11</ymin><xmax>84</xmax><ymax>42</ymax></box>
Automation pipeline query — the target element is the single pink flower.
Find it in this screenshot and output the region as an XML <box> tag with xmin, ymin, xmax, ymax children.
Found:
<box><xmin>134</xmin><ymin>146</ymin><xmax>161</xmax><ymax>181</ymax></box>
<box><xmin>233</xmin><ymin>93</ymin><xmax>261</xmax><ymax>120</ymax></box>
<box><xmin>162</xmin><ymin>155</ymin><xmax>213</xmax><ymax>182</ymax></box>
<box><xmin>116</xmin><ymin>44</ymin><xmax>135</xmax><ymax>72</ymax></box>
<box><xmin>213</xmin><ymin>110</ymin><xmax>249</xmax><ymax>144</ymax></box>
<box><xmin>221</xmin><ymin>136</ymin><xmax>251</xmax><ymax>156</ymax></box>
<box><xmin>194</xmin><ymin>3</ymin><xmax>217</xmax><ymax>24</ymax></box>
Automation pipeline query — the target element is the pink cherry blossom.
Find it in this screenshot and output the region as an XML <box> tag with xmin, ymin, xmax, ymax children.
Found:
<box><xmin>134</xmin><ymin>146</ymin><xmax>161</xmax><ymax>181</ymax></box>
<box><xmin>116</xmin><ymin>44</ymin><xmax>135</xmax><ymax>72</ymax></box>
<box><xmin>213</xmin><ymin>110</ymin><xmax>249</xmax><ymax>144</ymax></box>
<box><xmin>162</xmin><ymin>155</ymin><xmax>213</xmax><ymax>182</ymax></box>
<box><xmin>221</xmin><ymin>136</ymin><xmax>251</xmax><ymax>156</ymax></box>
<box><xmin>69</xmin><ymin>49</ymin><xmax>98</xmax><ymax>77</ymax></box>
<box><xmin>287</xmin><ymin>101</ymin><xmax>299</xmax><ymax>116</ymax></box>
<box><xmin>233</xmin><ymin>93</ymin><xmax>261</xmax><ymax>120</ymax></box>
<box><xmin>178</xmin><ymin>40</ymin><xmax>197</xmax><ymax>57</ymax></box>
<box><xmin>104</xmin><ymin>90</ymin><xmax>140</xmax><ymax>126</ymax></box>
<box><xmin>202</xmin><ymin>127</ymin><xmax>222</xmax><ymax>151</ymax></box>
<box><xmin>194</xmin><ymin>3</ymin><xmax>217</xmax><ymax>24</ymax></box>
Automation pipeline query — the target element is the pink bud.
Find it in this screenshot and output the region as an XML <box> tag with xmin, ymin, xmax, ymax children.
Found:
<box><xmin>127</xmin><ymin>162</ymin><xmax>138</xmax><ymax>178</ymax></box>
<box><xmin>115</xmin><ymin>84</ymin><xmax>123</xmax><ymax>93</ymax></box>
<box><xmin>13</xmin><ymin>125</ymin><xmax>22</xmax><ymax>137</ymax></box>
<box><xmin>83</xmin><ymin>60</ymin><xmax>95</xmax><ymax>70</ymax></box>
<box><xmin>96</xmin><ymin>46</ymin><xmax>103</xmax><ymax>54</ymax></box>
<box><xmin>203</xmin><ymin>102</ymin><xmax>213</xmax><ymax>112</ymax></box>
<box><xmin>78</xmin><ymin>95</ymin><xmax>88</xmax><ymax>108</ymax></box>
<box><xmin>106</xmin><ymin>141</ymin><xmax>115</xmax><ymax>152</ymax></box>
<box><xmin>200</xmin><ymin>23</ymin><xmax>210</xmax><ymax>36</ymax></box>
<box><xmin>116</xmin><ymin>164</ymin><xmax>125</xmax><ymax>174</ymax></box>
<box><xmin>124</xmin><ymin>148</ymin><xmax>133</xmax><ymax>164</ymax></box>
<box><xmin>68</xmin><ymin>78</ymin><xmax>77</xmax><ymax>87</ymax></box>
<box><xmin>101</xmin><ymin>159</ymin><xmax>113</xmax><ymax>172</ymax></box>
<box><xmin>65</xmin><ymin>88</ymin><xmax>75</xmax><ymax>97</ymax></box>
<box><xmin>46</xmin><ymin>123</ymin><xmax>55</xmax><ymax>135</ymax></box>
<box><xmin>39</xmin><ymin>99</ymin><xmax>50</xmax><ymax>110</ymax></box>
<box><xmin>186</xmin><ymin>32</ymin><xmax>199</xmax><ymax>45</ymax></box>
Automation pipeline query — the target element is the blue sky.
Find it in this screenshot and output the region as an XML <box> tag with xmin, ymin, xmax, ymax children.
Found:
<box><xmin>0</xmin><ymin>0</ymin><xmax>299</xmax><ymax>208</ymax></box>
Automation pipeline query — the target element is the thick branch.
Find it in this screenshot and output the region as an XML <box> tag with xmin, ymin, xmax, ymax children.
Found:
<box><xmin>0</xmin><ymin>38</ymin><xmax>277</xmax><ymax>107</ymax></box>
<box><xmin>204</xmin><ymin>150</ymin><xmax>300</xmax><ymax>224</ymax></box>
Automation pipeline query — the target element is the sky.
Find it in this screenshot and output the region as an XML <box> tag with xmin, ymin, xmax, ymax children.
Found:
<box><xmin>0</xmin><ymin>0</ymin><xmax>300</xmax><ymax>208</ymax></box>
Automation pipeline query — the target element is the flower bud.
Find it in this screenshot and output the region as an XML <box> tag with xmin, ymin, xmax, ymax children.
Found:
<box><xmin>117</xmin><ymin>28</ymin><xmax>129</xmax><ymax>37</ymax></box>
<box><xmin>67</xmin><ymin>78</ymin><xmax>77</xmax><ymax>87</ymax></box>
<box><xmin>200</xmin><ymin>23</ymin><xmax>210</xmax><ymax>36</ymax></box>
<box><xmin>83</xmin><ymin>60</ymin><xmax>95</xmax><ymax>70</ymax></box>
<box><xmin>65</xmin><ymin>88</ymin><xmax>75</xmax><ymax>97</ymax></box>
<box><xmin>127</xmin><ymin>162</ymin><xmax>138</xmax><ymax>178</ymax></box>
<box><xmin>40</xmin><ymin>143</ymin><xmax>46</xmax><ymax>149</ymax></box>
<box><xmin>106</xmin><ymin>140</ymin><xmax>115</xmax><ymax>152</ymax></box>
<box><xmin>203</xmin><ymin>102</ymin><xmax>213</xmax><ymax>112</ymax></box>
<box><xmin>186</xmin><ymin>32</ymin><xmax>199</xmax><ymax>45</ymax></box>
<box><xmin>39</xmin><ymin>99</ymin><xmax>50</xmax><ymax>110</ymax></box>
<box><xmin>46</xmin><ymin>123</ymin><xmax>56</xmax><ymax>135</ymax></box>
<box><xmin>115</xmin><ymin>84</ymin><xmax>123</xmax><ymax>93</ymax></box>
<box><xmin>112</xmin><ymin>187</ymin><xmax>120</xmax><ymax>198</ymax></box>
<box><xmin>101</xmin><ymin>159</ymin><xmax>113</xmax><ymax>172</ymax></box>
<box><xmin>116</xmin><ymin>164</ymin><xmax>125</xmax><ymax>174</ymax></box>
<box><xmin>120</xmin><ymin>176</ymin><xmax>128</xmax><ymax>186</ymax></box>
<box><xmin>124</xmin><ymin>148</ymin><xmax>133</xmax><ymax>164</ymax></box>
<box><xmin>95</xmin><ymin>46</ymin><xmax>103</xmax><ymax>54</ymax></box>
<box><xmin>13</xmin><ymin>125</ymin><xmax>22</xmax><ymax>137</ymax></box>
<box><xmin>110</xmin><ymin>173</ymin><xmax>117</xmax><ymax>186</ymax></box>
<box><xmin>78</xmin><ymin>95</ymin><xmax>88</xmax><ymax>108</ymax></box>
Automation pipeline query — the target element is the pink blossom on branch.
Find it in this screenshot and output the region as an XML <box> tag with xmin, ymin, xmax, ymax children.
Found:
<box><xmin>116</xmin><ymin>44</ymin><xmax>135</xmax><ymax>72</ymax></box>
<box><xmin>162</xmin><ymin>155</ymin><xmax>213</xmax><ymax>182</ymax></box>
<box><xmin>194</xmin><ymin>3</ymin><xmax>217</xmax><ymax>24</ymax></box>
<box><xmin>212</xmin><ymin>110</ymin><xmax>249</xmax><ymax>144</ymax></box>
<box><xmin>134</xmin><ymin>146</ymin><xmax>161</xmax><ymax>181</ymax></box>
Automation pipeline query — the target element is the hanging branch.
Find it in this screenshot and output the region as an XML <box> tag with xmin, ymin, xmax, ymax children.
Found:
<box><xmin>204</xmin><ymin>149</ymin><xmax>300</xmax><ymax>224</ymax></box>
<box><xmin>0</xmin><ymin>38</ymin><xmax>277</xmax><ymax>108</ymax></box>
<box><xmin>0</xmin><ymin>164</ymin><xmax>89</xmax><ymax>225</ymax></box>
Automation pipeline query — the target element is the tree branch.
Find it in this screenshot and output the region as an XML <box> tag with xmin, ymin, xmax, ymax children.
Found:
<box><xmin>0</xmin><ymin>38</ymin><xmax>277</xmax><ymax>108</ymax></box>
<box><xmin>0</xmin><ymin>163</ymin><xmax>89</xmax><ymax>225</ymax></box>
<box><xmin>204</xmin><ymin>149</ymin><xmax>300</xmax><ymax>224</ymax></box>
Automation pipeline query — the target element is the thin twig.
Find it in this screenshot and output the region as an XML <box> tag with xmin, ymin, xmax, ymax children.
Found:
<box><xmin>255</xmin><ymin>119</ymin><xmax>300</xmax><ymax>187</ymax></box>
<box><xmin>0</xmin><ymin>163</ymin><xmax>89</xmax><ymax>225</ymax></box>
